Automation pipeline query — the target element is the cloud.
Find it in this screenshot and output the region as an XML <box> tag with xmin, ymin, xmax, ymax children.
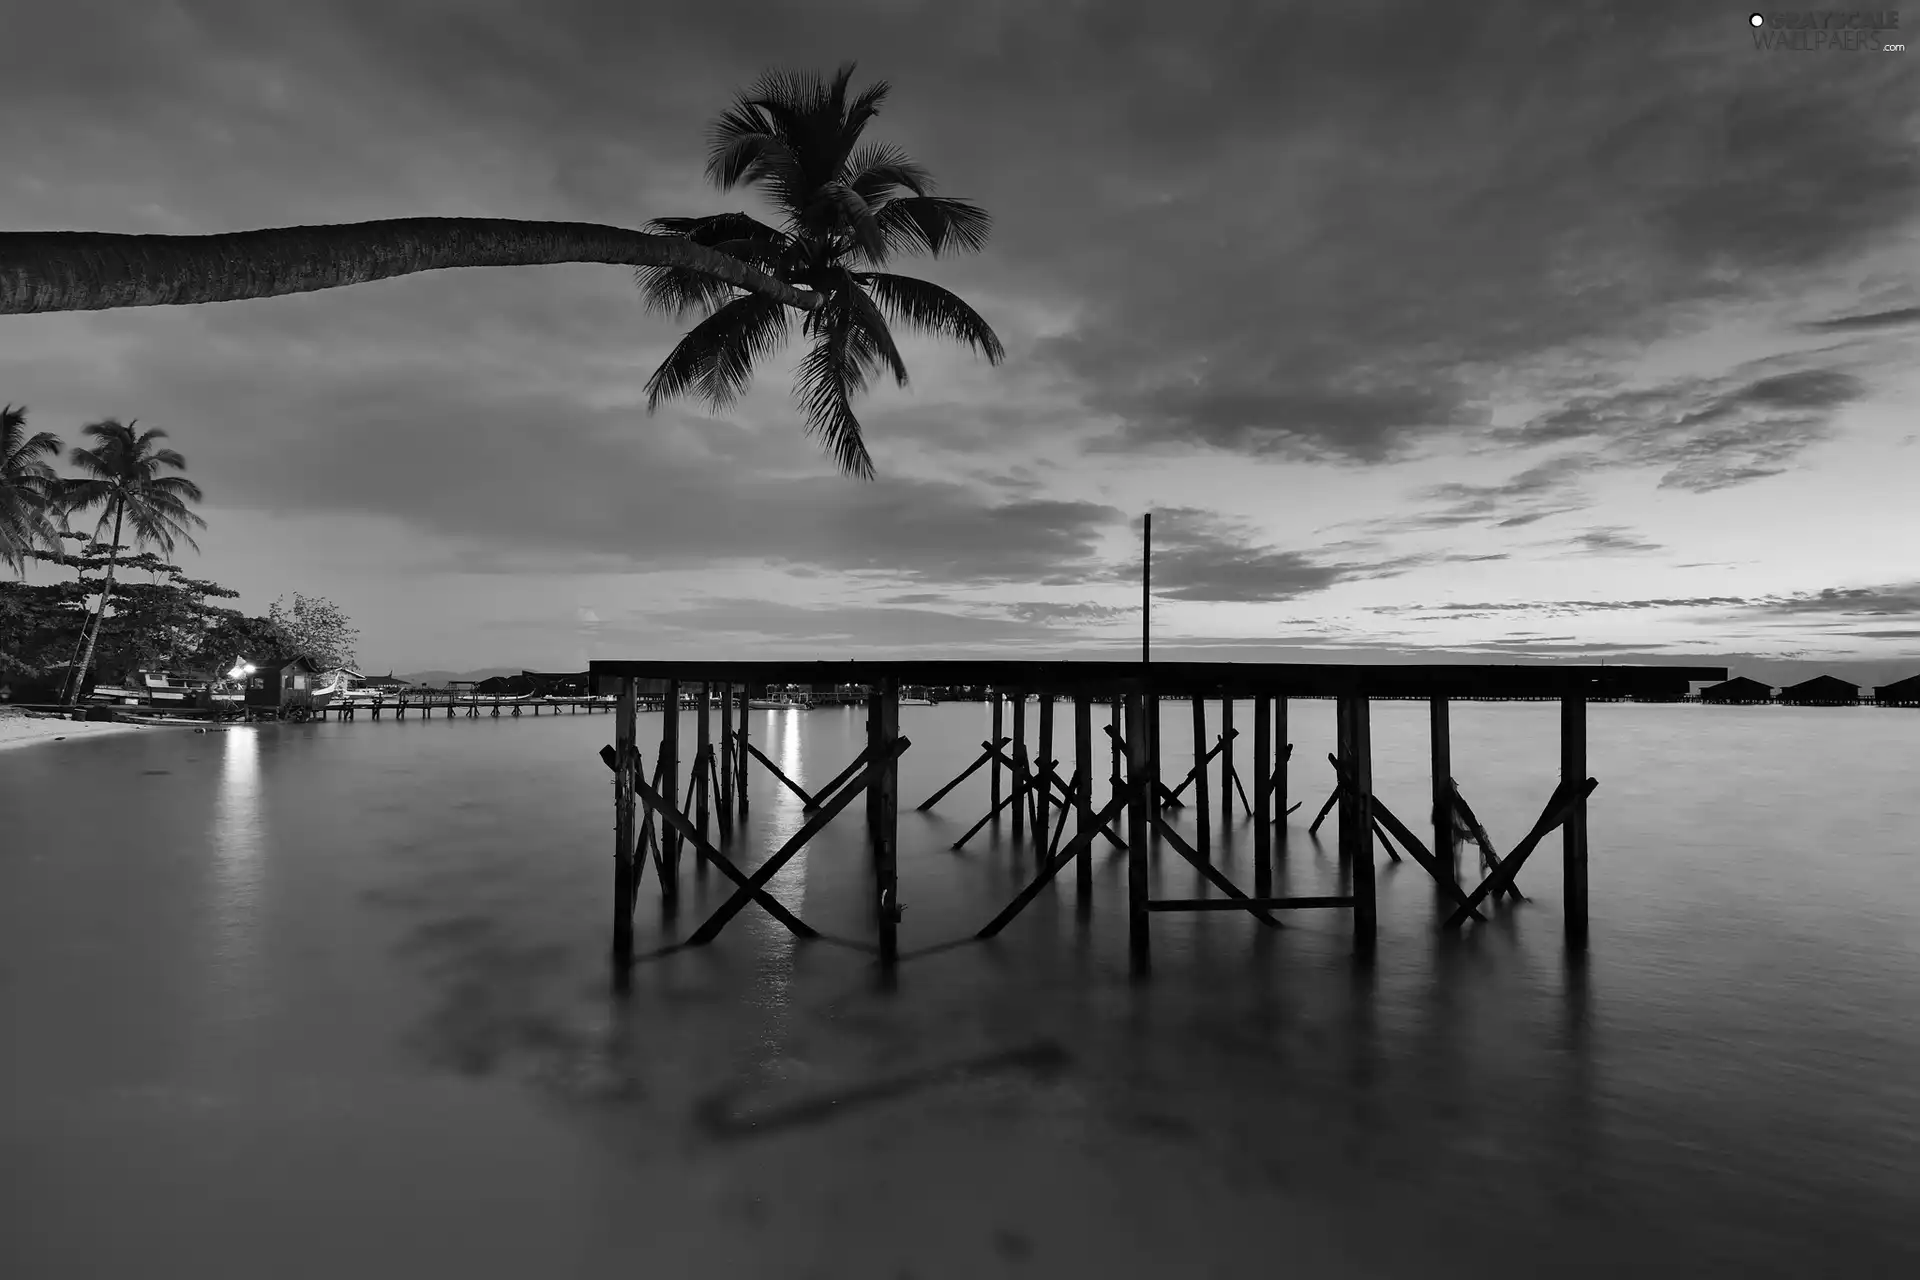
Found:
<box><xmin>1555</xmin><ymin>526</ymin><xmax>1666</xmax><ymax>557</ymax></box>
<box><xmin>1003</xmin><ymin>601</ymin><xmax>1135</xmax><ymax>625</ymax></box>
<box><xmin>1804</xmin><ymin>306</ymin><xmax>1920</xmax><ymax>332</ymax></box>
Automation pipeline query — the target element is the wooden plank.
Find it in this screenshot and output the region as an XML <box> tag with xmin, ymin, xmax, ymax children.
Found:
<box><xmin>1103</xmin><ymin>723</ymin><xmax>1187</xmax><ymax>811</ymax></box>
<box><xmin>718</xmin><ymin>683</ymin><xmax>734</xmax><ymax>838</ymax></box>
<box><xmin>679</xmin><ymin>735</ymin><xmax>914</xmax><ymax>944</ymax></box>
<box><xmin>975</xmin><ymin>791</ymin><xmax>1130</xmax><ymax>939</ymax></box>
<box><xmin>1220</xmin><ymin>697</ymin><xmax>1235</xmax><ymax>829</ymax></box>
<box><xmin>1347</xmin><ymin>695</ymin><xmax>1377</xmax><ymax>954</ymax></box>
<box><xmin>1450</xmin><ymin>781</ymin><xmax>1523</xmax><ymax>902</ymax></box>
<box><xmin>806</xmin><ymin>744</ymin><xmax>876</xmax><ymax>813</ymax></box>
<box><xmin>1309</xmin><ymin>784</ymin><xmax>1339</xmax><ymax>834</ymax></box>
<box><xmin>736</xmin><ymin>683</ymin><xmax>749</xmax><ymax>818</ymax></box>
<box><xmin>744</xmin><ymin>740</ymin><xmax>817</xmax><ymax>807</ymax></box>
<box><xmin>633</xmin><ymin>771</ymin><xmax>823</xmax><ymax>942</ymax></box>
<box><xmin>1165</xmin><ymin>730</ymin><xmax>1235</xmax><ymax>802</ymax></box>
<box><xmin>1445</xmin><ymin>777</ymin><xmax>1599</xmax><ymax>929</ymax></box>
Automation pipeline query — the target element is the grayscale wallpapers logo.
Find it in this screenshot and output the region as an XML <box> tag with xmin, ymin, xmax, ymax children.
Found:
<box><xmin>1749</xmin><ymin>10</ymin><xmax>1905</xmax><ymax>49</ymax></box>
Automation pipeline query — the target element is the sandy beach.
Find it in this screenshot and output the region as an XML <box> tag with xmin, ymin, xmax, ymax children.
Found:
<box><xmin>0</xmin><ymin>710</ymin><xmax>151</xmax><ymax>751</ymax></box>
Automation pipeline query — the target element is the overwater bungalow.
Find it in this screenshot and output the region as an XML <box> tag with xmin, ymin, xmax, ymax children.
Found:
<box><xmin>1872</xmin><ymin>673</ymin><xmax>1920</xmax><ymax>706</ymax></box>
<box><xmin>1777</xmin><ymin>675</ymin><xmax>1860</xmax><ymax>706</ymax></box>
<box><xmin>1697</xmin><ymin>676</ymin><xmax>1775</xmax><ymax>704</ymax></box>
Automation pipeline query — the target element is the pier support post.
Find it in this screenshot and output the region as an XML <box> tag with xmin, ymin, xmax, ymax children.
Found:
<box><xmin>1562</xmin><ymin>693</ymin><xmax>1589</xmax><ymax>950</ymax></box>
<box><xmin>1148</xmin><ymin>695</ymin><xmax>1162</xmax><ymax>810</ymax></box>
<box><xmin>990</xmin><ymin>691</ymin><xmax>1004</xmax><ymax>819</ymax></box>
<box><xmin>1011</xmin><ymin>693</ymin><xmax>1027</xmax><ymax>841</ymax></box>
<box><xmin>1036</xmin><ymin>695</ymin><xmax>1054</xmax><ymax>840</ymax></box>
<box><xmin>1191</xmin><ymin>695</ymin><xmax>1211</xmax><ymax>860</ymax></box>
<box><xmin>1342</xmin><ymin>694</ymin><xmax>1377</xmax><ymax>956</ymax></box>
<box><xmin>1110</xmin><ymin>700</ymin><xmax>1122</xmax><ymax>810</ymax></box>
<box><xmin>1430</xmin><ymin>697</ymin><xmax>1456</xmax><ymax>910</ymax></box>
<box><xmin>718</xmin><ymin>683</ymin><xmax>734</xmax><ymax>837</ymax></box>
<box><xmin>661</xmin><ymin>680</ymin><xmax>681</xmax><ymax>913</ymax></box>
<box><xmin>1254</xmin><ymin>695</ymin><xmax>1272</xmax><ymax>898</ymax></box>
<box><xmin>1335</xmin><ymin>698</ymin><xmax>1354</xmax><ymax>868</ymax></box>
<box><xmin>613</xmin><ymin>678</ymin><xmax>637</xmax><ymax>961</ymax></box>
<box><xmin>1126</xmin><ymin>692</ymin><xmax>1152</xmax><ymax>975</ymax></box>
<box><xmin>1275</xmin><ymin>697</ymin><xmax>1289</xmax><ymax>835</ymax></box>
<box><xmin>1220</xmin><ymin>695</ymin><xmax>1235</xmax><ymax>830</ymax></box>
<box><xmin>869</xmin><ymin>677</ymin><xmax>901</xmax><ymax>968</ymax></box>
<box><xmin>736</xmin><ymin>684</ymin><xmax>749</xmax><ymax>819</ymax></box>
<box><xmin>695</xmin><ymin>683</ymin><xmax>711</xmax><ymax>863</ymax></box>
<box><xmin>1074</xmin><ymin>695</ymin><xmax>1094</xmax><ymax>907</ymax></box>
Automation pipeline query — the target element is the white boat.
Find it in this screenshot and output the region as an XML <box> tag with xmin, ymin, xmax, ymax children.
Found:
<box><xmin>749</xmin><ymin>697</ymin><xmax>809</xmax><ymax>710</ymax></box>
<box><xmin>899</xmin><ymin>697</ymin><xmax>935</xmax><ymax>706</ymax></box>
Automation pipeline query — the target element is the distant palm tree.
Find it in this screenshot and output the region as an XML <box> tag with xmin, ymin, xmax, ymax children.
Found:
<box><xmin>639</xmin><ymin>64</ymin><xmax>1005</xmax><ymax>478</ymax></box>
<box><xmin>58</xmin><ymin>420</ymin><xmax>207</xmax><ymax>706</ymax></box>
<box><xmin>0</xmin><ymin>403</ymin><xmax>65</xmax><ymax>575</ymax></box>
<box><xmin>0</xmin><ymin>218</ymin><xmax>823</xmax><ymax>315</ymax></box>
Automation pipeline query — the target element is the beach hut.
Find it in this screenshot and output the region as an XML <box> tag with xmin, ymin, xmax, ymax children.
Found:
<box><xmin>363</xmin><ymin>672</ymin><xmax>412</xmax><ymax>691</ymax></box>
<box><xmin>1698</xmin><ymin>676</ymin><xmax>1774</xmax><ymax>704</ymax></box>
<box><xmin>521</xmin><ymin>670</ymin><xmax>590</xmax><ymax>697</ymax></box>
<box><xmin>1872</xmin><ymin>673</ymin><xmax>1920</xmax><ymax>706</ymax></box>
<box><xmin>243</xmin><ymin>655</ymin><xmax>323</xmax><ymax>716</ymax></box>
<box><xmin>1777</xmin><ymin>675</ymin><xmax>1860</xmax><ymax>706</ymax></box>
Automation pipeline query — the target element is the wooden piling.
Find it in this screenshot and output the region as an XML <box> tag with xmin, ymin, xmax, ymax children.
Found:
<box><xmin>1275</xmin><ymin>697</ymin><xmax>1289</xmax><ymax>836</ymax></box>
<box><xmin>613</xmin><ymin>678</ymin><xmax>637</xmax><ymax>960</ymax></box>
<box><xmin>1191</xmin><ymin>695</ymin><xmax>1211</xmax><ymax>860</ymax></box>
<box><xmin>1126</xmin><ymin>690</ymin><xmax>1151</xmax><ymax>976</ymax></box>
<box><xmin>718</xmin><ymin>682</ymin><xmax>734</xmax><ymax>835</ymax></box>
<box><xmin>1253</xmin><ymin>695</ymin><xmax>1272</xmax><ymax>898</ymax></box>
<box><xmin>736</xmin><ymin>683</ymin><xmax>749</xmax><ymax>819</ymax></box>
<box><xmin>869</xmin><ymin>678</ymin><xmax>901</xmax><ymax>967</ymax></box>
<box><xmin>1036</xmin><ymin>695</ymin><xmax>1054</xmax><ymax>839</ymax></box>
<box><xmin>661</xmin><ymin>679</ymin><xmax>681</xmax><ymax>911</ymax></box>
<box><xmin>1110</xmin><ymin>700</ymin><xmax>1122</xmax><ymax>809</ymax></box>
<box><xmin>695</xmin><ymin>682</ymin><xmax>712</xmax><ymax>861</ymax></box>
<box><xmin>1074</xmin><ymin>695</ymin><xmax>1094</xmax><ymax>905</ymax></box>
<box><xmin>1220</xmin><ymin>696</ymin><xmax>1234</xmax><ymax>831</ymax></box>
<box><xmin>1562</xmin><ymin>694</ymin><xmax>1589</xmax><ymax>950</ymax></box>
<box><xmin>1011</xmin><ymin>693</ymin><xmax>1027</xmax><ymax>840</ymax></box>
<box><xmin>1346</xmin><ymin>694</ymin><xmax>1377</xmax><ymax>956</ymax></box>
<box><xmin>990</xmin><ymin>691</ymin><xmax>1004</xmax><ymax>818</ymax></box>
<box><xmin>1335</xmin><ymin>697</ymin><xmax>1354</xmax><ymax>868</ymax></box>
<box><xmin>1148</xmin><ymin>695</ymin><xmax>1162</xmax><ymax>808</ymax></box>
<box><xmin>1430</xmin><ymin>697</ymin><xmax>1456</xmax><ymax>905</ymax></box>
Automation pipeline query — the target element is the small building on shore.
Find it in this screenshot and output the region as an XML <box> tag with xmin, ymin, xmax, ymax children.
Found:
<box><xmin>1777</xmin><ymin>675</ymin><xmax>1860</xmax><ymax>706</ymax></box>
<box><xmin>244</xmin><ymin>655</ymin><xmax>323</xmax><ymax>714</ymax></box>
<box><xmin>1698</xmin><ymin>676</ymin><xmax>1774</xmax><ymax>704</ymax></box>
<box><xmin>1872</xmin><ymin>673</ymin><xmax>1920</xmax><ymax>705</ymax></box>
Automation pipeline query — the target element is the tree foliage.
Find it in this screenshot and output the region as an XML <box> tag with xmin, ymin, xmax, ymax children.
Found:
<box><xmin>267</xmin><ymin>592</ymin><xmax>359</xmax><ymax>669</ymax></box>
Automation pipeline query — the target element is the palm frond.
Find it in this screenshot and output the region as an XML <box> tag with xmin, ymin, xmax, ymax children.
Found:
<box><xmin>635</xmin><ymin>213</ymin><xmax>794</xmax><ymax>318</ymax></box>
<box><xmin>845</xmin><ymin>142</ymin><xmax>933</xmax><ymax>203</ymax></box>
<box><xmin>644</xmin><ymin>291</ymin><xmax>792</xmax><ymax>412</ymax></box>
<box><xmin>858</xmin><ymin>273</ymin><xmax>1006</xmax><ymax>363</ymax></box>
<box><xmin>874</xmin><ymin>196</ymin><xmax>993</xmax><ymax>259</ymax></box>
<box><xmin>840</xmin><ymin>282</ymin><xmax>910</xmax><ymax>388</ymax></box>
<box><xmin>794</xmin><ymin>299</ymin><xmax>879</xmax><ymax>479</ymax></box>
<box><xmin>806</xmin><ymin>182</ymin><xmax>888</xmax><ymax>263</ymax></box>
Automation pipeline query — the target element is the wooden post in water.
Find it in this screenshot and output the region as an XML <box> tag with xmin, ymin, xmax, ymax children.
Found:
<box><xmin>1191</xmin><ymin>695</ymin><xmax>1211</xmax><ymax>861</ymax></box>
<box><xmin>1110</xmin><ymin>700</ymin><xmax>1122</xmax><ymax>809</ymax></box>
<box><xmin>613</xmin><ymin>677</ymin><xmax>637</xmax><ymax>961</ymax></box>
<box><xmin>1074</xmin><ymin>695</ymin><xmax>1094</xmax><ymax>906</ymax></box>
<box><xmin>1562</xmin><ymin>693</ymin><xmax>1589</xmax><ymax>950</ymax></box>
<box><xmin>1148</xmin><ymin>695</ymin><xmax>1162</xmax><ymax>811</ymax></box>
<box><xmin>1430</xmin><ymin>697</ymin><xmax>1456</xmax><ymax>907</ymax></box>
<box><xmin>718</xmin><ymin>683</ymin><xmax>734</xmax><ymax>837</ymax></box>
<box><xmin>869</xmin><ymin>677</ymin><xmax>901</xmax><ymax>968</ymax></box>
<box><xmin>1253</xmin><ymin>695</ymin><xmax>1272</xmax><ymax>898</ymax></box>
<box><xmin>1220</xmin><ymin>695</ymin><xmax>1235</xmax><ymax>829</ymax></box>
<box><xmin>1335</xmin><ymin>697</ymin><xmax>1354</xmax><ymax>869</ymax></box>
<box><xmin>990</xmin><ymin>691</ymin><xmax>1004</xmax><ymax>818</ymax></box>
<box><xmin>661</xmin><ymin>679</ymin><xmax>681</xmax><ymax>912</ymax></box>
<box><xmin>736</xmin><ymin>684</ymin><xmax>749</xmax><ymax>819</ymax></box>
<box><xmin>1275</xmin><ymin>697</ymin><xmax>1289</xmax><ymax>838</ymax></box>
<box><xmin>1011</xmin><ymin>693</ymin><xmax>1028</xmax><ymax>841</ymax></box>
<box><xmin>1345</xmin><ymin>693</ymin><xmax>1377</xmax><ymax>956</ymax></box>
<box><xmin>1126</xmin><ymin>690</ymin><xmax>1151</xmax><ymax>976</ymax></box>
<box><xmin>695</xmin><ymin>682</ymin><xmax>711</xmax><ymax>863</ymax></box>
<box><xmin>1036</xmin><ymin>694</ymin><xmax>1054</xmax><ymax>839</ymax></box>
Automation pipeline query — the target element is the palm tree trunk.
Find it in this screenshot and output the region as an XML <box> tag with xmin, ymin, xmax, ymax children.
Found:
<box><xmin>64</xmin><ymin>506</ymin><xmax>122</xmax><ymax>709</ymax></box>
<box><xmin>0</xmin><ymin>218</ymin><xmax>822</xmax><ymax>315</ymax></box>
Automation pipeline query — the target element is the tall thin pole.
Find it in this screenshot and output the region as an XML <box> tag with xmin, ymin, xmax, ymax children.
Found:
<box><xmin>1142</xmin><ymin>512</ymin><xmax>1151</xmax><ymax>665</ymax></box>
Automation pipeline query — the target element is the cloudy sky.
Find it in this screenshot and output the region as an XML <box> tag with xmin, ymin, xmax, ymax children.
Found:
<box><xmin>3</xmin><ymin>0</ymin><xmax>1916</xmax><ymax>679</ymax></box>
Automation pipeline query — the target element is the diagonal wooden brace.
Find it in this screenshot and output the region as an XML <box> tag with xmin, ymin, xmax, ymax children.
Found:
<box><xmin>976</xmin><ymin>793</ymin><xmax>1131</xmax><ymax>938</ymax></box>
<box><xmin>1308</xmin><ymin>783</ymin><xmax>1340</xmax><ymax>834</ymax></box>
<box><xmin>1148</xmin><ymin>813</ymin><xmax>1281</xmax><ymax>927</ymax></box>
<box><xmin>1103</xmin><ymin>724</ymin><xmax>1185</xmax><ymax>809</ymax></box>
<box><xmin>1450</xmin><ymin>781</ymin><xmax>1521</xmax><ymax>902</ymax></box>
<box><xmin>1166</xmin><ymin>729</ymin><xmax>1237</xmax><ymax>803</ymax></box>
<box><xmin>683</xmin><ymin>735</ymin><xmax>913</xmax><ymax>945</ymax></box>
<box><xmin>992</xmin><ymin>745</ymin><xmax>1124</xmax><ymax>849</ymax></box>
<box><xmin>1326</xmin><ymin>754</ymin><xmax>1483</xmax><ymax>922</ymax></box>
<box><xmin>804</xmin><ymin>744</ymin><xmax>874</xmax><ymax>813</ymax></box>
<box><xmin>1444</xmin><ymin>777</ymin><xmax>1598</xmax><ymax>930</ymax></box>
<box><xmin>742</xmin><ymin>739</ymin><xmax>817</xmax><ymax>807</ymax></box>
<box><xmin>915</xmin><ymin>737</ymin><xmax>1012</xmax><ymax>811</ymax></box>
<box><xmin>632</xmin><ymin>772</ymin><xmax>818</xmax><ymax>942</ymax></box>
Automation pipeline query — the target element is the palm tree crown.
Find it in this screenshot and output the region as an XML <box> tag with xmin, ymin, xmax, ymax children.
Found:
<box><xmin>639</xmin><ymin>64</ymin><xmax>1005</xmax><ymax>479</ymax></box>
<box><xmin>0</xmin><ymin>403</ymin><xmax>66</xmax><ymax>575</ymax></box>
<box><xmin>58</xmin><ymin>419</ymin><xmax>207</xmax><ymax>704</ymax></box>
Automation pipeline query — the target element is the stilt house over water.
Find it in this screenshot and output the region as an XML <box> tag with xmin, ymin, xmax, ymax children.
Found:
<box><xmin>1777</xmin><ymin>675</ymin><xmax>1860</xmax><ymax>706</ymax></box>
<box><xmin>1698</xmin><ymin>676</ymin><xmax>1775</xmax><ymax>704</ymax></box>
<box><xmin>1872</xmin><ymin>673</ymin><xmax>1920</xmax><ymax>706</ymax></box>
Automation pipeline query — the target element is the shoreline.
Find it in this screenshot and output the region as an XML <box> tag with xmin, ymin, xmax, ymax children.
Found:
<box><xmin>0</xmin><ymin>710</ymin><xmax>161</xmax><ymax>751</ymax></box>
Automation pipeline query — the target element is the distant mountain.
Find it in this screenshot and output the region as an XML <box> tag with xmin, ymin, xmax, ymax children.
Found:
<box><xmin>397</xmin><ymin>667</ymin><xmax>523</xmax><ymax>686</ymax></box>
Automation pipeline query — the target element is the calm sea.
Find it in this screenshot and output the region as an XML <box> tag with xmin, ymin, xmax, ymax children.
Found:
<box><xmin>3</xmin><ymin>700</ymin><xmax>1917</xmax><ymax>1278</ymax></box>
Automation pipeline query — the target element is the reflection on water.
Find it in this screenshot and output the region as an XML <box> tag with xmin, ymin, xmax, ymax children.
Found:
<box><xmin>3</xmin><ymin>703</ymin><xmax>1919</xmax><ymax>1277</ymax></box>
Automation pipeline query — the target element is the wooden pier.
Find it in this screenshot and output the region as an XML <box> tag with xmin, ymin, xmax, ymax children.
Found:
<box><xmin>588</xmin><ymin>659</ymin><xmax>1723</xmax><ymax>979</ymax></box>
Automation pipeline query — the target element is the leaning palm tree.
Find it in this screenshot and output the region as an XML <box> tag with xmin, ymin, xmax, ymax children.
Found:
<box><xmin>58</xmin><ymin>419</ymin><xmax>207</xmax><ymax>706</ymax></box>
<box><xmin>638</xmin><ymin>64</ymin><xmax>1005</xmax><ymax>478</ymax></box>
<box><xmin>0</xmin><ymin>218</ymin><xmax>823</xmax><ymax>315</ymax></box>
<box><xmin>0</xmin><ymin>403</ymin><xmax>65</xmax><ymax>575</ymax></box>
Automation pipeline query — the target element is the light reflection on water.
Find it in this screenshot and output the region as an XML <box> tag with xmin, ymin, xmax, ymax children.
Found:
<box><xmin>2</xmin><ymin>701</ymin><xmax>1918</xmax><ymax>1277</ymax></box>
